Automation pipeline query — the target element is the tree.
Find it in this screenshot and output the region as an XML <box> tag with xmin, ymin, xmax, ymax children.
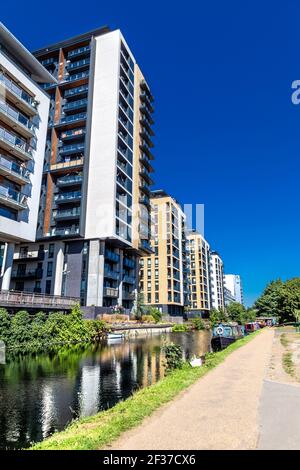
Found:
<box><xmin>0</xmin><ymin>308</ymin><xmax>11</xmax><ymax>343</ymax></box>
<box><xmin>209</xmin><ymin>308</ymin><xmax>226</xmax><ymax>326</ymax></box>
<box><xmin>132</xmin><ymin>293</ymin><xmax>147</xmax><ymax>321</ymax></box>
<box><xmin>254</xmin><ymin>278</ymin><xmax>300</xmax><ymax>323</ymax></box>
<box><xmin>226</xmin><ymin>302</ymin><xmax>246</xmax><ymax>324</ymax></box>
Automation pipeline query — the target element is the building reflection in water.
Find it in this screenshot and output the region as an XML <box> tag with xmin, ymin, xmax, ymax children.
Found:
<box><xmin>0</xmin><ymin>331</ymin><xmax>211</xmax><ymax>449</ymax></box>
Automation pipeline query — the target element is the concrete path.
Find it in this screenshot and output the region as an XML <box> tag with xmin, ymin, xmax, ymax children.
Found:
<box><xmin>108</xmin><ymin>329</ymin><xmax>274</xmax><ymax>450</ymax></box>
<box><xmin>258</xmin><ymin>380</ymin><xmax>300</xmax><ymax>449</ymax></box>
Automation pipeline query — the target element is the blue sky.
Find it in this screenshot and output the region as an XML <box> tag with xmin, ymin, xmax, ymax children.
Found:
<box><xmin>2</xmin><ymin>1</ymin><xmax>300</xmax><ymax>306</ymax></box>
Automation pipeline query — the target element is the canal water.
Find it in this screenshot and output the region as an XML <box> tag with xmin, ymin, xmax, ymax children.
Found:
<box><xmin>0</xmin><ymin>330</ymin><xmax>211</xmax><ymax>449</ymax></box>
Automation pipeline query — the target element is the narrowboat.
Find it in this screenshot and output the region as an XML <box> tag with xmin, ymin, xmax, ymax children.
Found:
<box><xmin>211</xmin><ymin>323</ymin><xmax>244</xmax><ymax>351</ymax></box>
<box><xmin>245</xmin><ymin>322</ymin><xmax>260</xmax><ymax>333</ymax></box>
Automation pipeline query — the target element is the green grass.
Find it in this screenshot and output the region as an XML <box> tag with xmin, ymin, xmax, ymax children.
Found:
<box><xmin>282</xmin><ymin>351</ymin><xmax>295</xmax><ymax>377</ymax></box>
<box><xmin>31</xmin><ymin>330</ymin><xmax>261</xmax><ymax>451</ymax></box>
<box><xmin>280</xmin><ymin>333</ymin><xmax>289</xmax><ymax>347</ymax></box>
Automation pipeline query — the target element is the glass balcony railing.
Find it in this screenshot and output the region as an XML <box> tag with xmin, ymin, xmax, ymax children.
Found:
<box><xmin>117</xmin><ymin>159</ymin><xmax>132</xmax><ymax>178</ymax></box>
<box><xmin>104</xmin><ymin>267</ymin><xmax>120</xmax><ymax>280</ymax></box>
<box><xmin>0</xmin><ymin>73</ymin><xmax>37</xmax><ymax>111</ymax></box>
<box><xmin>0</xmin><ymin>184</ymin><xmax>27</xmax><ymax>207</ymax></box>
<box><xmin>105</xmin><ymin>250</ymin><xmax>120</xmax><ymax>263</ymax></box>
<box><xmin>123</xmin><ymin>275</ymin><xmax>135</xmax><ymax>284</ymax></box>
<box><xmin>55</xmin><ymin>191</ymin><xmax>81</xmax><ymax>202</ymax></box>
<box><xmin>59</xmin><ymin>142</ymin><xmax>85</xmax><ymax>155</ymax></box>
<box><xmin>0</xmin><ymin>154</ymin><xmax>30</xmax><ymax>181</ymax></box>
<box><xmin>0</xmin><ymin>100</ymin><xmax>35</xmax><ymax>134</ymax></box>
<box><xmin>64</xmin><ymin>84</ymin><xmax>89</xmax><ymax>98</ymax></box>
<box><xmin>117</xmin><ymin>143</ymin><xmax>132</xmax><ymax>162</ymax></box>
<box><xmin>65</xmin><ymin>71</ymin><xmax>89</xmax><ymax>82</ymax></box>
<box><xmin>56</xmin><ymin>175</ymin><xmax>83</xmax><ymax>186</ymax></box>
<box><xmin>63</xmin><ymin>98</ymin><xmax>88</xmax><ymax>112</ymax></box>
<box><xmin>124</xmin><ymin>258</ymin><xmax>135</xmax><ymax>269</ymax></box>
<box><xmin>54</xmin><ymin>207</ymin><xmax>81</xmax><ymax>219</ymax></box>
<box><xmin>60</xmin><ymin>112</ymin><xmax>87</xmax><ymax>124</ymax></box>
<box><xmin>0</xmin><ymin>126</ymin><xmax>33</xmax><ymax>160</ymax></box>
<box><xmin>117</xmin><ymin>176</ymin><xmax>132</xmax><ymax>192</ymax></box>
<box><xmin>68</xmin><ymin>46</ymin><xmax>90</xmax><ymax>59</ymax></box>
<box><xmin>48</xmin><ymin>226</ymin><xmax>80</xmax><ymax>237</ymax></box>
<box><xmin>67</xmin><ymin>58</ymin><xmax>90</xmax><ymax>70</ymax></box>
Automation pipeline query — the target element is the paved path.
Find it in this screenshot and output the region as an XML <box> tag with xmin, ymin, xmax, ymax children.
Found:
<box><xmin>258</xmin><ymin>380</ymin><xmax>300</xmax><ymax>449</ymax></box>
<box><xmin>108</xmin><ymin>329</ymin><xmax>274</xmax><ymax>450</ymax></box>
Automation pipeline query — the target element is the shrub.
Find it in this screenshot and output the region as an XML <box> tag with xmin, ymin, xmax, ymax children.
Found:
<box><xmin>172</xmin><ymin>323</ymin><xmax>189</xmax><ymax>332</ymax></box>
<box><xmin>141</xmin><ymin>314</ymin><xmax>155</xmax><ymax>323</ymax></box>
<box><xmin>0</xmin><ymin>308</ymin><xmax>11</xmax><ymax>343</ymax></box>
<box><xmin>147</xmin><ymin>307</ymin><xmax>162</xmax><ymax>323</ymax></box>
<box><xmin>11</xmin><ymin>310</ymin><xmax>32</xmax><ymax>344</ymax></box>
<box><xmin>163</xmin><ymin>342</ymin><xmax>183</xmax><ymax>371</ymax></box>
<box><xmin>192</xmin><ymin>317</ymin><xmax>205</xmax><ymax>330</ymax></box>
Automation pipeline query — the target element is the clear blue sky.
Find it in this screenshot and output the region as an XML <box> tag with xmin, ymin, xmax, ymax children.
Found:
<box><xmin>2</xmin><ymin>1</ymin><xmax>300</xmax><ymax>306</ymax></box>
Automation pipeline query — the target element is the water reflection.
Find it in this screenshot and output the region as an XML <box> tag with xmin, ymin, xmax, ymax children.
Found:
<box><xmin>0</xmin><ymin>331</ymin><xmax>211</xmax><ymax>449</ymax></box>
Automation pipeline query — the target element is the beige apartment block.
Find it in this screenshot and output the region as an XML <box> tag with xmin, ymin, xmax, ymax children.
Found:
<box><xmin>186</xmin><ymin>230</ymin><xmax>211</xmax><ymax>318</ymax></box>
<box><xmin>140</xmin><ymin>190</ymin><xmax>187</xmax><ymax>316</ymax></box>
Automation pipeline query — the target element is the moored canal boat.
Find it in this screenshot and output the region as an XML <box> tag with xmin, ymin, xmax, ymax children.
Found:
<box><xmin>211</xmin><ymin>323</ymin><xmax>244</xmax><ymax>351</ymax></box>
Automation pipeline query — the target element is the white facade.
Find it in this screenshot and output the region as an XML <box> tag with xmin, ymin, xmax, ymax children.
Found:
<box><xmin>224</xmin><ymin>274</ymin><xmax>243</xmax><ymax>304</ymax></box>
<box><xmin>0</xmin><ymin>23</ymin><xmax>54</xmax><ymax>289</ymax></box>
<box><xmin>85</xmin><ymin>30</ymin><xmax>135</xmax><ymax>246</ymax></box>
<box><xmin>210</xmin><ymin>251</ymin><xmax>225</xmax><ymax>311</ymax></box>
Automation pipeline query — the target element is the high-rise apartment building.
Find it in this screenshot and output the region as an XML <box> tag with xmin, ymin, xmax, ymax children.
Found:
<box><xmin>9</xmin><ymin>28</ymin><xmax>154</xmax><ymax>309</ymax></box>
<box><xmin>224</xmin><ymin>274</ymin><xmax>243</xmax><ymax>305</ymax></box>
<box><xmin>186</xmin><ymin>230</ymin><xmax>211</xmax><ymax>317</ymax></box>
<box><xmin>0</xmin><ymin>23</ymin><xmax>54</xmax><ymax>291</ymax></box>
<box><xmin>210</xmin><ymin>251</ymin><xmax>225</xmax><ymax>311</ymax></box>
<box><xmin>139</xmin><ymin>190</ymin><xmax>187</xmax><ymax>316</ymax></box>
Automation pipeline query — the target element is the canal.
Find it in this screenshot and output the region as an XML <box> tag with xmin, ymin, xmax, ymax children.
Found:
<box><xmin>0</xmin><ymin>330</ymin><xmax>211</xmax><ymax>449</ymax></box>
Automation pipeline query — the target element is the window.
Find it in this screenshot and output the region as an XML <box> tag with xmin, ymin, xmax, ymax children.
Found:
<box><xmin>48</xmin><ymin>244</ymin><xmax>54</xmax><ymax>258</ymax></box>
<box><xmin>15</xmin><ymin>281</ymin><xmax>24</xmax><ymax>291</ymax></box>
<box><xmin>155</xmin><ymin>293</ymin><xmax>159</xmax><ymax>303</ymax></box>
<box><xmin>47</xmin><ymin>262</ymin><xmax>53</xmax><ymax>277</ymax></box>
<box><xmin>147</xmin><ymin>293</ymin><xmax>151</xmax><ymax>303</ymax></box>
<box><xmin>45</xmin><ymin>280</ymin><xmax>51</xmax><ymax>295</ymax></box>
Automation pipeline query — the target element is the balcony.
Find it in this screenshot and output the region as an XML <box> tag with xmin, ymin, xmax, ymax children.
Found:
<box><xmin>56</xmin><ymin>175</ymin><xmax>83</xmax><ymax>187</ymax></box>
<box><xmin>64</xmin><ymin>84</ymin><xmax>89</xmax><ymax>99</ymax></box>
<box><xmin>123</xmin><ymin>275</ymin><xmax>135</xmax><ymax>284</ymax></box>
<box><xmin>139</xmin><ymin>239</ymin><xmax>153</xmax><ymax>254</ymax></box>
<box><xmin>0</xmin><ymin>126</ymin><xmax>33</xmax><ymax>161</ymax></box>
<box><xmin>64</xmin><ymin>70</ymin><xmax>89</xmax><ymax>83</ymax></box>
<box><xmin>59</xmin><ymin>112</ymin><xmax>87</xmax><ymax>125</ymax></box>
<box><xmin>50</xmin><ymin>158</ymin><xmax>84</xmax><ymax>173</ymax></box>
<box><xmin>54</xmin><ymin>207</ymin><xmax>81</xmax><ymax>220</ymax></box>
<box><xmin>123</xmin><ymin>257</ymin><xmax>135</xmax><ymax>269</ymax></box>
<box><xmin>14</xmin><ymin>250</ymin><xmax>45</xmax><ymax>261</ymax></box>
<box><xmin>0</xmin><ymin>73</ymin><xmax>38</xmax><ymax>116</ymax></box>
<box><xmin>68</xmin><ymin>45</ymin><xmax>90</xmax><ymax>59</ymax></box>
<box><xmin>47</xmin><ymin>226</ymin><xmax>80</xmax><ymax>237</ymax></box>
<box><xmin>63</xmin><ymin>98</ymin><xmax>88</xmax><ymax>113</ymax></box>
<box><xmin>59</xmin><ymin>142</ymin><xmax>85</xmax><ymax>156</ymax></box>
<box><xmin>139</xmin><ymin>167</ymin><xmax>153</xmax><ymax>185</ymax></box>
<box><xmin>117</xmin><ymin>175</ymin><xmax>132</xmax><ymax>192</ymax></box>
<box><xmin>139</xmin><ymin>183</ymin><xmax>150</xmax><ymax>197</ymax></box>
<box><xmin>11</xmin><ymin>268</ymin><xmax>43</xmax><ymax>279</ymax></box>
<box><xmin>140</xmin><ymin>129</ymin><xmax>154</xmax><ymax>148</ymax></box>
<box><xmin>104</xmin><ymin>287</ymin><xmax>119</xmax><ymax>298</ymax></box>
<box><xmin>139</xmin><ymin>154</ymin><xmax>153</xmax><ymax>172</ymax></box>
<box><xmin>139</xmin><ymin>195</ymin><xmax>150</xmax><ymax>207</ymax></box>
<box><xmin>66</xmin><ymin>58</ymin><xmax>90</xmax><ymax>72</ymax></box>
<box><xmin>139</xmin><ymin>104</ymin><xmax>154</xmax><ymax>124</ymax></box>
<box><xmin>0</xmin><ymin>154</ymin><xmax>30</xmax><ymax>185</ymax></box>
<box><xmin>104</xmin><ymin>268</ymin><xmax>120</xmax><ymax>280</ymax></box>
<box><xmin>0</xmin><ymin>184</ymin><xmax>27</xmax><ymax>210</ymax></box>
<box><xmin>140</xmin><ymin>92</ymin><xmax>154</xmax><ymax>113</ymax></box>
<box><xmin>55</xmin><ymin>190</ymin><xmax>81</xmax><ymax>204</ymax></box>
<box><xmin>140</xmin><ymin>80</ymin><xmax>154</xmax><ymax>102</ymax></box>
<box><xmin>0</xmin><ymin>100</ymin><xmax>35</xmax><ymax>138</ymax></box>
<box><xmin>61</xmin><ymin>129</ymin><xmax>85</xmax><ymax>141</ymax></box>
<box><xmin>117</xmin><ymin>143</ymin><xmax>132</xmax><ymax>162</ymax></box>
<box><xmin>122</xmin><ymin>290</ymin><xmax>135</xmax><ymax>300</ymax></box>
<box><xmin>105</xmin><ymin>250</ymin><xmax>120</xmax><ymax>263</ymax></box>
<box><xmin>139</xmin><ymin>142</ymin><xmax>154</xmax><ymax>160</ymax></box>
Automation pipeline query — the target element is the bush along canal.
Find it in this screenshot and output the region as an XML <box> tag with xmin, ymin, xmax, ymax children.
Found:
<box><xmin>0</xmin><ymin>322</ymin><xmax>211</xmax><ymax>450</ymax></box>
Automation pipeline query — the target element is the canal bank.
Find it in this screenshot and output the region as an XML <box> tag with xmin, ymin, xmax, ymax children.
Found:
<box><xmin>30</xmin><ymin>330</ymin><xmax>262</xmax><ymax>450</ymax></box>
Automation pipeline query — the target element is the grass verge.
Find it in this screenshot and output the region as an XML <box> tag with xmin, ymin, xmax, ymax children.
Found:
<box><xmin>282</xmin><ymin>351</ymin><xmax>295</xmax><ymax>377</ymax></box>
<box><xmin>31</xmin><ymin>330</ymin><xmax>262</xmax><ymax>450</ymax></box>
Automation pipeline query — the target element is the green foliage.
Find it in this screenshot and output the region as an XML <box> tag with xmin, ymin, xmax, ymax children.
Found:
<box><xmin>255</xmin><ymin>278</ymin><xmax>300</xmax><ymax>323</ymax></box>
<box><xmin>141</xmin><ymin>314</ymin><xmax>155</xmax><ymax>323</ymax></box>
<box><xmin>209</xmin><ymin>308</ymin><xmax>226</xmax><ymax>326</ymax></box>
<box><xmin>192</xmin><ymin>317</ymin><xmax>205</xmax><ymax>330</ymax></box>
<box><xmin>163</xmin><ymin>342</ymin><xmax>183</xmax><ymax>371</ymax></box>
<box><xmin>0</xmin><ymin>305</ymin><xmax>110</xmax><ymax>353</ymax></box>
<box><xmin>147</xmin><ymin>306</ymin><xmax>162</xmax><ymax>323</ymax></box>
<box><xmin>0</xmin><ymin>308</ymin><xmax>11</xmax><ymax>343</ymax></box>
<box><xmin>226</xmin><ymin>302</ymin><xmax>246</xmax><ymax>324</ymax></box>
<box><xmin>133</xmin><ymin>293</ymin><xmax>147</xmax><ymax>321</ymax></box>
<box><xmin>172</xmin><ymin>323</ymin><xmax>189</xmax><ymax>332</ymax></box>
